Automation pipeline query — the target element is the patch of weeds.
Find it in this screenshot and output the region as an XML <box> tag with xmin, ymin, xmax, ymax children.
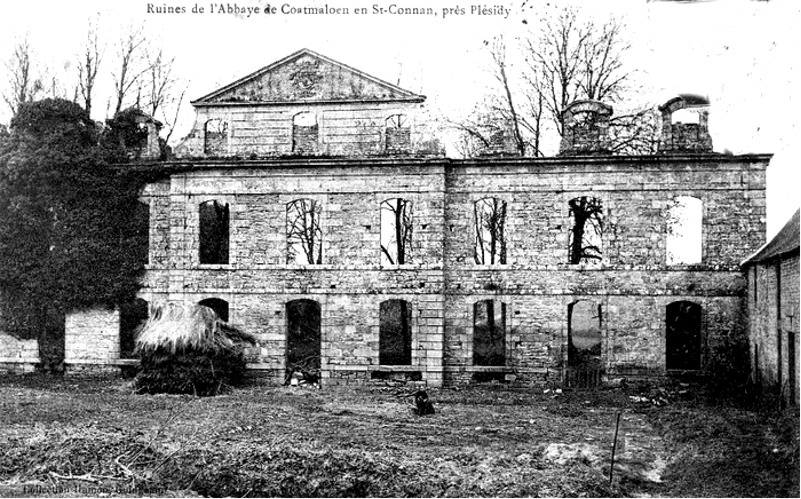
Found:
<box><xmin>647</xmin><ymin>404</ymin><xmax>799</xmax><ymax>497</ymax></box>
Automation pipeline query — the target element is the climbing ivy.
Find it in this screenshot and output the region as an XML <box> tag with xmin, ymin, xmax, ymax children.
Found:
<box><xmin>0</xmin><ymin>99</ymin><xmax>167</xmax><ymax>362</ymax></box>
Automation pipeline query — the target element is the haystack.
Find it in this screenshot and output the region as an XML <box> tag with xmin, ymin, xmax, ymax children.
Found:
<box><xmin>134</xmin><ymin>302</ymin><xmax>257</xmax><ymax>396</ymax></box>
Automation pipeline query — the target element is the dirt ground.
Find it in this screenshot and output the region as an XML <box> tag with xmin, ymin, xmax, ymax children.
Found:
<box><xmin>0</xmin><ymin>374</ymin><xmax>797</xmax><ymax>497</ymax></box>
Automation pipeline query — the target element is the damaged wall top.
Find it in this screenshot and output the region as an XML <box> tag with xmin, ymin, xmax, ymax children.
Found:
<box><xmin>173</xmin><ymin>49</ymin><xmax>441</xmax><ymax>159</ymax></box>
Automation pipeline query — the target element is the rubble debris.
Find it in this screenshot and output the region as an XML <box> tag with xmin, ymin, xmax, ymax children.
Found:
<box><xmin>287</xmin><ymin>369</ymin><xmax>320</xmax><ymax>389</ymax></box>
<box><xmin>628</xmin><ymin>384</ymin><xmax>694</xmax><ymax>406</ymax></box>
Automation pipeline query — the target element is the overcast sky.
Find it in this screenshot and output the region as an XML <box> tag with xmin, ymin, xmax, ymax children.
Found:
<box><xmin>2</xmin><ymin>0</ymin><xmax>798</xmax><ymax>237</ymax></box>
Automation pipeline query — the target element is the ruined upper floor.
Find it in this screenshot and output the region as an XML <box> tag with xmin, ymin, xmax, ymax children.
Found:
<box><xmin>173</xmin><ymin>49</ymin><xmax>441</xmax><ymax>158</ymax></box>
<box><xmin>558</xmin><ymin>94</ymin><xmax>715</xmax><ymax>156</ymax></box>
<box><xmin>171</xmin><ymin>49</ymin><xmax>727</xmax><ymax>160</ymax></box>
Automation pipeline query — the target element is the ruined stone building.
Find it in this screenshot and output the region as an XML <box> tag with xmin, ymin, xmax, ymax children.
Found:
<box><xmin>0</xmin><ymin>49</ymin><xmax>771</xmax><ymax>387</ymax></box>
<box><xmin>743</xmin><ymin>209</ymin><xmax>800</xmax><ymax>406</ymax></box>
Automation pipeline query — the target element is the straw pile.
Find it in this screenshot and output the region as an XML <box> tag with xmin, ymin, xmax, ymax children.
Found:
<box><xmin>134</xmin><ymin>302</ymin><xmax>257</xmax><ymax>396</ymax></box>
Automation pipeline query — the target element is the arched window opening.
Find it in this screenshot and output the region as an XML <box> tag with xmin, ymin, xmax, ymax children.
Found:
<box><xmin>380</xmin><ymin>198</ymin><xmax>413</xmax><ymax>266</ymax></box>
<box><xmin>473</xmin><ymin>300</ymin><xmax>506</xmax><ymax>366</ymax></box>
<box><xmin>204</xmin><ymin>119</ymin><xmax>228</xmax><ymax>155</ymax></box>
<box><xmin>667</xmin><ymin>196</ymin><xmax>702</xmax><ymax>265</ymax></box>
<box><xmin>568</xmin><ymin>196</ymin><xmax>603</xmax><ymax>264</ymax></box>
<box><xmin>199</xmin><ymin>200</ymin><xmax>229</xmax><ymax>265</ymax></box>
<box><xmin>379</xmin><ymin>300</ymin><xmax>412</xmax><ymax>365</ymax></box>
<box><xmin>286</xmin><ymin>199</ymin><xmax>323</xmax><ymax>265</ymax></box>
<box><xmin>119</xmin><ymin>298</ymin><xmax>148</xmax><ymax>359</ymax></box>
<box><xmin>474</xmin><ymin>197</ymin><xmax>507</xmax><ymax>265</ymax></box>
<box><xmin>292</xmin><ymin>112</ymin><xmax>318</xmax><ymax>154</ymax></box>
<box><xmin>666</xmin><ymin>301</ymin><xmax>702</xmax><ymax>370</ymax></box>
<box><xmin>671</xmin><ymin>108</ymin><xmax>701</xmax><ymax>125</ymax></box>
<box><xmin>286</xmin><ymin>299</ymin><xmax>322</xmax><ymax>377</ymax></box>
<box><xmin>385</xmin><ymin>114</ymin><xmax>410</xmax><ymax>153</ymax></box>
<box><xmin>199</xmin><ymin>298</ymin><xmax>229</xmax><ymax>322</ymax></box>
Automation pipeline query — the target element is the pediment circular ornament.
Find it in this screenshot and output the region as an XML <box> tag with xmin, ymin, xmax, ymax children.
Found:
<box><xmin>289</xmin><ymin>60</ymin><xmax>322</xmax><ymax>98</ymax></box>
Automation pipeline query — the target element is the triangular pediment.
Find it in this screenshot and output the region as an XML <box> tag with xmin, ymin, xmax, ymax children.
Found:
<box><xmin>192</xmin><ymin>49</ymin><xmax>425</xmax><ymax>105</ymax></box>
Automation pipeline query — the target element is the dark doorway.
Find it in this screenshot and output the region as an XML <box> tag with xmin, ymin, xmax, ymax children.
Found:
<box><xmin>286</xmin><ymin>299</ymin><xmax>322</xmax><ymax>374</ymax></box>
<box><xmin>199</xmin><ymin>298</ymin><xmax>229</xmax><ymax>322</ymax></box>
<box><xmin>40</xmin><ymin>307</ymin><xmax>65</xmax><ymax>372</ymax></box>
<box><xmin>119</xmin><ymin>298</ymin><xmax>148</xmax><ymax>359</ymax></box>
<box><xmin>379</xmin><ymin>300</ymin><xmax>412</xmax><ymax>365</ymax></box>
<box><xmin>473</xmin><ymin>300</ymin><xmax>506</xmax><ymax>366</ymax></box>
<box><xmin>567</xmin><ymin>300</ymin><xmax>603</xmax><ymax>388</ymax></box>
<box><xmin>666</xmin><ymin>301</ymin><xmax>702</xmax><ymax>370</ymax></box>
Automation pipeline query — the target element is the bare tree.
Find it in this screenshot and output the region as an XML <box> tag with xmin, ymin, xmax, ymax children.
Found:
<box><xmin>286</xmin><ymin>199</ymin><xmax>323</xmax><ymax>265</ymax></box>
<box><xmin>490</xmin><ymin>38</ymin><xmax>526</xmax><ymax>156</ymax></box>
<box><xmin>46</xmin><ymin>68</ymin><xmax>70</xmax><ymax>101</ymax></box>
<box><xmin>380</xmin><ymin>198</ymin><xmax>413</xmax><ymax>265</ymax></box>
<box><xmin>523</xmin><ymin>7</ymin><xmax>633</xmax><ymax>136</ymax></box>
<box><xmin>606</xmin><ymin>107</ymin><xmax>661</xmax><ymax>155</ymax></box>
<box><xmin>568</xmin><ymin>196</ymin><xmax>603</xmax><ymax>264</ymax></box>
<box><xmin>456</xmin><ymin>5</ymin><xmax>655</xmax><ymax>157</ymax></box>
<box><xmin>474</xmin><ymin>197</ymin><xmax>507</xmax><ymax>265</ymax></box>
<box><xmin>143</xmin><ymin>48</ymin><xmax>174</xmax><ymax>117</ymax></box>
<box><xmin>143</xmin><ymin>47</ymin><xmax>186</xmax><ymax>143</ymax></box>
<box><xmin>449</xmin><ymin>37</ymin><xmax>544</xmax><ymax>157</ymax></box>
<box><xmin>76</xmin><ymin>20</ymin><xmax>104</xmax><ymax>117</ymax></box>
<box><xmin>110</xmin><ymin>26</ymin><xmax>150</xmax><ymax>117</ymax></box>
<box><xmin>2</xmin><ymin>36</ymin><xmax>45</xmax><ymax>115</ymax></box>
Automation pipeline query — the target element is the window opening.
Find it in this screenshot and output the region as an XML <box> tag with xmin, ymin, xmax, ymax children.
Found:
<box><xmin>286</xmin><ymin>199</ymin><xmax>323</xmax><ymax>265</ymax></box>
<box><xmin>568</xmin><ymin>196</ymin><xmax>603</xmax><ymax>264</ymax></box>
<box><xmin>199</xmin><ymin>200</ymin><xmax>229</xmax><ymax>264</ymax></box>
<box><xmin>474</xmin><ymin>197</ymin><xmax>507</xmax><ymax>265</ymax></box>
<box><xmin>380</xmin><ymin>198</ymin><xmax>413</xmax><ymax>266</ymax></box>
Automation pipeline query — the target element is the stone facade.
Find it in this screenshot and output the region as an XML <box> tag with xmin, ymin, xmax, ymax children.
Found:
<box><xmin>0</xmin><ymin>332</ymin><xmax>39</xmax><ymax>372</ymax></box>
<box><xmin>64</xmin><ymin>309</ymin><xmax>124</xmax><ymax>372</ymax></box>
<box><xmin>85</xmin><ymin>150</ymin><xmax>762</xmax><ymax>387</ymax></box>
<box><xmin>0</xmin><ymin>289</ymin><xmax>41</xmax><ymax>372</ymax></box>
<box><xmin>173</xmin><ymin>49</ymin><xmax>440</xmax><ymax>159</ymax></box>
<box><xmin>743</xmin><ymin>210</ymin><xmax>800</xmax><ymax>406</ymax></box>
<box><xmin>52</xmin><ymin>51</ymin><xmax>771</xmax><ymax>386</ymax></box>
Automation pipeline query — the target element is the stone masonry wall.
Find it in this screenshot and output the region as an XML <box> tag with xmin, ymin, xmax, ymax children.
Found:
<box><xmin>0</xmin><ymin>332</ymin><xmax>39</xmax><ymax>372</ymax></box>
<box><xmin>748</xmin><ymin>252</ymin><xmax>800</xmax><ymax>405</ymax></box>
<box><xmin>66</xmin><ymin>154</ymin><xmax>769</xmax><ymax>386</ymax></box>
<box><xmin>174</xmin><ymin>102</ymin><xmax>438</xmax><ymax>158</ymax></box>
<box><xmin>139</xmin><ymin>160</ymin><xmax>447</xmax><ymax>386</ymax></box>
<box><xmin>441</xmin><ymin>157</ymin><xmax>765</xmax><ymax>384</ymax></box>
<box><xmin>0</xmin><ymin>291</ymin><xmax>40</xmax><ymax>371</ymax></box>
<box><xmin>64</xmin><ymin>309</ymin><xmax>121</xmax><ymax>371</ymax></box>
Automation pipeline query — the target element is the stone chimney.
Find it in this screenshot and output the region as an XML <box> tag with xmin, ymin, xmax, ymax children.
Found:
<box><xmin>143</xmin><ymin>120</ymin><xmax>162</xmax><ymax>159</ymax></box>
<box><xmin>478</xmin><ymin>128</ymin><xmax>519</xmax><ymax>157</ymax></box>
<box><xmin>657</xmin><ymin>94</ymin><xmax>713</xmax><ymax>154</ymax></box>
<box><xmin>559</xmin><ymin>100</ymin><xmax>613</xmax><ymax>156</ymax></box>
<box><xmin>119</xmin><ymin>113</ymin><xmax>163</xmax><ymax>160</ymax></box>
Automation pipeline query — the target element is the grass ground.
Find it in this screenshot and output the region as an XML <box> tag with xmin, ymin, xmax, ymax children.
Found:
<box><xmin>0</xmin><ymin>374</ymin><xmax>797</xmax><ymax>497</ymax></box>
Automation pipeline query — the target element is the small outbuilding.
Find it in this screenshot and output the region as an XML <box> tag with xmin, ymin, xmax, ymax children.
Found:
<box><xmin>742</xmin><ymin>209</ymin><xmax>800</xmax><ymax>407</ymax></box>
